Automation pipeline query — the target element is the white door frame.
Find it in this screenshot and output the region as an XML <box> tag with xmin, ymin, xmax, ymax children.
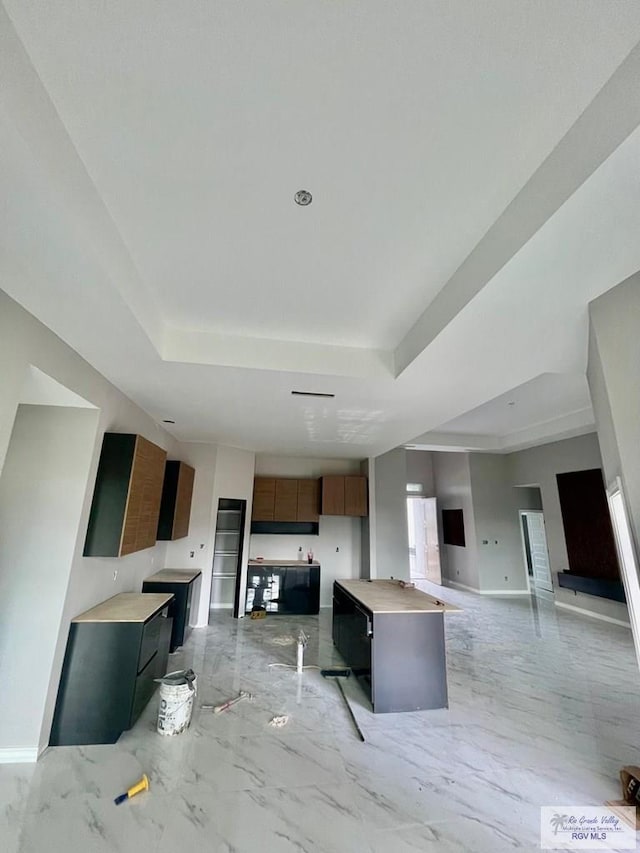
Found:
<box><xmin>519</xmin><ymin>510</ymin><xmax>553</xmax><ymax>594</ymax></box>
<box><xmin>607</xmin><ymin>477</ymin><xmax>640</xmax><ymax>668</ymax></box>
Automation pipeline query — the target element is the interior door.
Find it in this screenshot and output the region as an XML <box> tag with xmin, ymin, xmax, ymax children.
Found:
<box><xmin>522</xmin><ymin>511</ymin><xmax>553</xmax><ymax>592</ymax></box>
<box><xmin>407</xmin><ymin>498</ymin><xmax>442</xmax><ymax>584</ymax></box>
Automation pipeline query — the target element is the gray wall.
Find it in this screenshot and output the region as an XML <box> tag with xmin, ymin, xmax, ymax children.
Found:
<box><xmin>507</xmin><ymin>432</ymin><xmax>627</xmax><ymax>622</ymax></box>
<box><xmin>0</xmin><ymin>405</ymin><xmax>99</xmax><ymax>751</ymax></box>
<box><xmin>360</xmin><ymin>458</ymin><xmax>371</xmax><ymax>579</ymax></box>
<box><xmin>433</xmin><ymin>451</ymin><xmax>478</xmax><ymax>589</ymax></box>
<box><xmin>373</xmin><ymin>448</ymin><xmax>409</xmax><ymax>579</ymax></box>
<box><xmin>515</xmin><ymin>486</ymin><xmax>543</xmax><ymax>510</ymax></box>
<box><xmin>405</xmin><ymin>450</ymin><xmax>435</xmax><ymax>496</ymax></box>
<box><xmin>469</xmin><ymin>454</ymin><xmax>529</xmax><ymax>592</ymax></box>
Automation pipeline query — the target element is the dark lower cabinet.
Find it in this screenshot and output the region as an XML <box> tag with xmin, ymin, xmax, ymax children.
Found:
<box><xmin>332</xmin><ymin>581</ymin><xmax>448</xmax><ymax>713</ymax></box>
<box><xmin>142</xmin><ymin>569</ymin><xmax>202</xmax><ymax>652</ymax></box>
<box><xmin>245</xmin><ymin>564</ymin><xmax>320</xmax><ymax>614</ymax></box>
<box><xmin>50</xmin><ymin>593</ymin><xmax>173</xmax><ymax>746</ymax></box>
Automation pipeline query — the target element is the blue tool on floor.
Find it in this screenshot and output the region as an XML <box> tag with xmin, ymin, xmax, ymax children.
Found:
<box><xmin>114</xmin><ymin>774</ymin><xmax>149</xmax><ymax>805</ymax></box>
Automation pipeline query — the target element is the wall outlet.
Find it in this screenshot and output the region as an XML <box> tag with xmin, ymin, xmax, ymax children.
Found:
<box><xmin>504</xmin><ymin>576</ymin><xmax>508</xmax><ymax>581</ymax></box>
<box><xmin>336</xmin><ymin>546</ymin><xmax>339</xmax><ymax>552</ymax></box>
<box><xmin>200</xmin><ymin>543</ymin><xmax>205</xmax><ymax>550</ymax></box>
<box><xmin>456</xmin><ymin>570</ymin><xmax>460</xmax><ymax>576</ymax></box>
<box><xmin>190</xmin><ymin>551</ymin><xmax>195</xmax><ymax>558</ymax></box>
<box><xmin>113</xmin><ymin>569</ymin><xmax>118</xmax><ymax>582</ymax></box>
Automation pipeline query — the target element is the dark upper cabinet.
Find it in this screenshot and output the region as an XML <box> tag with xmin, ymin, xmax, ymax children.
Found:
<box><xmin>157</xmin><ymin>461</ymin><xmax>195</xmax><ymax>540</ymax></box>
<box><xmin>83</xmin><ymin>433</ymin><xmax>167</xmax><ymax>557</ymax></box>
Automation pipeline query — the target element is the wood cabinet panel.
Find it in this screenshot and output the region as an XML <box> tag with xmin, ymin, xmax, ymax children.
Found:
<box><xmin>297</xmin><ymin>479</ymin><xmax>320</xmax><ymax>522</ymax></box>
<box><xmin>345</xmin><ymin>476</ymin><xmax>368</xmax><ymax>517</ymax></box>
<box><xmin>252</xmin><ymin>478</ymin><xmax>276</xmax><ymax>521</ymax></box>
<box><xmin>274</xmin><ymin>479</ymin><xmax>299</xmax><ymax>521</ymax></box>
<box><xmin>121</xmin><ymin>437</ymin><xmax>167</xmax><ymax>555</ymax></box>
<box><xmin>322</xmin><ymin>475</ymin><xmax>368</xmax><ymax>516</ymax></box>
<box><xmin>84</xmin><ymin>433</ymin><xmax>167</xmax><ymax>557</ymax></box>
<box><xmin>321</xmin><ymin>476</ymin><xmax>345</xmax><ymax>515</ymax></box>
<box><xmin>157</xmin><ymin>461</ymin><xmax>195</xmax><ymax>540</ymax></box>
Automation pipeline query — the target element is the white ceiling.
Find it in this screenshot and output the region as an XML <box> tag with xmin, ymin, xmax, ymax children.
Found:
<box><xmin>2</xmin><ymin>2</ymin><xmax>640</xmax><ymax>458</ymax></box>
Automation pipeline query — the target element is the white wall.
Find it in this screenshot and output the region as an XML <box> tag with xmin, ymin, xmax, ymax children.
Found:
<box><xmin>0</xmin><ymin>292</ymin><xmax>176</xmax><ymax>755</ymax></box>
<box><xmin>0</xmin><ymin>405</ymin><xmax>98</xmax><ymax>755</ymax></box>
<box><xmin>432</xmin><ymin>452</ymin><xmax>479</xmax><ymax>590</ymax></box>
<box><xmin>469</xmin><ymin>454</ymin><xmax>529</xmax><ymax>592</ymax></box>
<box><xmin>373</xmin><ymin>448</ymin><xmax>410</xmax><ymax>580</ymax></box>
<box><xmin>250</xmin><ymin>455</ymin><xmax>361</xmax><ymax>606</ymax></box>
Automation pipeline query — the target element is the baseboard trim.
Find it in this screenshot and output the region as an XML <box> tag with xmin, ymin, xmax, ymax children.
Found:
<box><xmin>445</xmin><ymin>580</ymin><xmax>480</xmax><ymax>593</ymax></box>
<box><xmin>0</xmin><ymin>747</ymin><xmax>38</xmax><ymax>764</ymax></box>
<box><xmin>555</xmin><ymin>600</ymin><xmax>630</xmax><ymax>628</ymax></box>
<box><xmin>445</xmin><ymin>581</ymin><xmax>530</xmax><ymax>596</ymax></box>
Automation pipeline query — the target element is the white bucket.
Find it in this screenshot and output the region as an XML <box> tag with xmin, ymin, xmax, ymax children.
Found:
<box><xmin>157</xmin><ymin>674</ymin><xmax>197</xmax><ymax>736</ymax></box>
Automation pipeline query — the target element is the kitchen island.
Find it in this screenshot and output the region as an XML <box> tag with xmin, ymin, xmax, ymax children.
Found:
<box><xmin>332</xmin><ymin>579</ymin><xmax>460</xmax><ymax>713</ymax></box>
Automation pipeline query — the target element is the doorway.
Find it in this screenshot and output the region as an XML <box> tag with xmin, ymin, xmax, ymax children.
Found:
<box><xmin>407</xmin><ymin>497</ymin><xmax>442</xmax><ymax>584</ymax></box>
<box><xmin>519</xmin><ymin>510</ymin><xmax>553</xmax><ymax>594</ymax></box>
<box><xmin>209</xmin><ymin>498</ymin><xmax>247</xmax><ymax>618</ymax></box>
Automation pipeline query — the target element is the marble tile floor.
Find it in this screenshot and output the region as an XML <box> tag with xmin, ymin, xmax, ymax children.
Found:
<box><xmin>2</xmin><ymin>584</ymin><xmax>640</xmax><ymax>852</ymax></box>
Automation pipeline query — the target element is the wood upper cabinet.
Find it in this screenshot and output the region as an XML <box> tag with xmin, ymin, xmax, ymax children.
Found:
<box><xmin>252</xmin><ymin>478</ymin><xmax>276</xmax><ymax>521</ymax></box>
<box><xmin>156</xmin><ymin>461</ymin><xmax>195</xmax><ymax>540</ymax></box>
<box><xmin>252</xmin><ymin>477</ymin><xmax>320</xmax><ymax>522</ymax></box>
<box><xmin>345</xmin><ymin>476</ymin><xmax>368</xmax><ymax>517</ymax></box>
<box><xmin>274</xmin><ymin>479</ymin><xmax>298</xmax><ymax>521</ymax></box>
<box><xmin>321</xmin><ymin>476</ymin><xmax>345</xmax><ymax>516</ymax></box>
<box><xmin>297</xmin><ymin>479</ymin><xmax>320</xmax><ymax>522</ymax></box>
<box><xmin>321</xmin><ymin>475</ymin><xmax>368</xmax><ymax>517</ymax></box>
<box><xmin>84</xmin><ymin>434</ymin><xmax>167</xmax><ymax>557</ymax></box>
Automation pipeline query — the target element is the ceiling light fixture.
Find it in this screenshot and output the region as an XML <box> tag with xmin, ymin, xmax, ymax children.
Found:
<box><xmin>291</xmin><ymin>390</ymin><xmax>335</xmax><ymax>399</ymax></box>
<box><xmin>294</xmin><ymin>189</ymin><xmax>312</xmax><ymax>206</ymax></box>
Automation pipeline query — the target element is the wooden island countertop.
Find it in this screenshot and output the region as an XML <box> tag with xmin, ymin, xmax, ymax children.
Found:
<box><xmin>335</xmin><ymin>579</ymin><xmax>461</xmax><ymax>614</ymax></box>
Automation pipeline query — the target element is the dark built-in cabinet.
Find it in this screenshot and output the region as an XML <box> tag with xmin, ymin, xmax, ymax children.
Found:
<box><xmin>246</xmin><ymin>562</ymin><xmax>320</xmax><ymax>615</ymax></box>
<box><xmin>83</xmin><ymin>433</ymin><xmax>167</xmax><ymax>557</ymax></box>
<box><xmin>142</xmin><ymin>569</ymin><xmax>201</xmax><ymax>652</ymax></box>
<box><xmin>50</xmin><ymin>593</ymin><xmax>173</xmax><ymax>745</ymax></box>
<box><xmin>157</xmin><ymin>461</ymin><xmax>195</xmax><ymax>541</ymax></box>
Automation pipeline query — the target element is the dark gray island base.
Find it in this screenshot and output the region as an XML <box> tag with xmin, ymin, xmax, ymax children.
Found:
<box><xmin>332</xmin><ymin>579</ymin><xmax>460</xmax><ymax>713</ymax></box>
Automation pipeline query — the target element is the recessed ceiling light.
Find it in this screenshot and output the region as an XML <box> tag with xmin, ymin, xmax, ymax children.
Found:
<box><xmin>294</xmin><ymin>189</ymin><xmax>312</xmax><ymax>206</ymax></box>
<box><xmin>291</xmin><ymin>390</ymin><xmax>334</xmax><ymax>398</ymax></box>
<box><xmin>162</xmin><ymin>419</ymin><xmax>176</xmax><ymax>424</ymax></box>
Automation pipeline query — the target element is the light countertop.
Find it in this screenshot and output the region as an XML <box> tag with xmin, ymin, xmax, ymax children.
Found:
<box><xmin>144</xmin><ymin>569</ymin><xmax>202</xmax><ymax>584</ymax></box>
<box><xmin>73</xmin><ymin>593</ymin><xmax>174</xmax><ymax>623</ymax></box>
<box><xmin>249</xmin><ymin>560</ymin><xmax>320</xmax><ymax>567</ymax></box>
<box><xmin>335</xmin><ymin>579</ymin><xmax>461</xmax><ymax>614</ymax></box>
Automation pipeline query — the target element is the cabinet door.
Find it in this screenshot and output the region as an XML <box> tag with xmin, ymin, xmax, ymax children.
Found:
<box><xmin>322</xmin><ymin>476</ymin><xmax>345</xmax><ymax>515</ymax></box>
<box><xmin>274</xmin><ymin>479</ymin><xmax>298</xmax><ymax>521</ymax></box>
<box><xmin>345</xmin><ymin>476</ymin><xmax>368</xmax><ymax>517</ymax></box>
<box><xmin>297</xmin><ymin>479</ymin><xmax>319</xmax><ymax>522</ymax></box>
<box><xmin>121</xmin><ymin>437</ymin><xmax>167</xmax><ymax>556</ymax></box>
<box><xmin>252</xmin><ymin>478</ymin><xmax>276</xmax><ymax>520</ymax></box>
<box><xmin>172</xmin><ymin>463</ymin><xmax>195</xmax><ymax>538</ymax></box>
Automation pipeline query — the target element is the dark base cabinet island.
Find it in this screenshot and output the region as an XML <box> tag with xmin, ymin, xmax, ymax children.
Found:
<box><xmin>332</xmin><ymin>579</ymin><xmax>460</xmax><ymax>713</ymax></box>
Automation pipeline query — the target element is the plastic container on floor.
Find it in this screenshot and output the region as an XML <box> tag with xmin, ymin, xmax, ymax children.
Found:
<box><xmin>156</xmin><ymin>669</ymin><xmax>197</xmax><ymax>736</ymax></box>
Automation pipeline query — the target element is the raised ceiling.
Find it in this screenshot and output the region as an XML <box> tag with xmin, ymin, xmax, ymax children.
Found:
<box><xmin>2</xmin><ymin>2</ymin><xmax>640</xmax><ymax>457</ymax></box>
